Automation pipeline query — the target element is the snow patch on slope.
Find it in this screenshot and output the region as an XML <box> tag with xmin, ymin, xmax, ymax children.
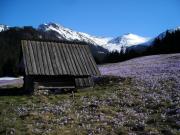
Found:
<box><xmin>0</xmin><ymin>25</ymin><xmax>9</xmax><ymax>32</ymax></box>
<box><xmin>109</xmin><ymin>33</ymin><xmax>149</xmax><ymax>46</ymax></box>
<box><xmin>38</xmin><ymin>22</ymin><xmax>112</xmax><ymax>46</ymax></box>
<box><xmin>102</xmin><ymin>33</ymin><xmax>150</xmax><ymax>52</ymax></box>
<box><xmin>38</xmin><ymin>23</ymin><xmax>151</xmax><ymax>52</ymax></box>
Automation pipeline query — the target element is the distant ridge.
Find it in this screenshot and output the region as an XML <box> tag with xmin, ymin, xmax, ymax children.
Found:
<box><xmin>0</xmin><ymin>22</ymin><xmax>180</xmax><ymax>53</ymax></box>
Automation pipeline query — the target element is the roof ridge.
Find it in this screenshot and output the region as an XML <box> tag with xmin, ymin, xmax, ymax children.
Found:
<box><xmin>21</xmin><ymin>39</ymin><xmax>89</xmax><ymax>45</ymax></box>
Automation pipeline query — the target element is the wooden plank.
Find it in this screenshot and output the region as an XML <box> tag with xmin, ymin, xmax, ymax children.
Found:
<box><xmin>63</xmin><ymin>44</ymin><xmax>78</xmax><ymax>75</ymax></box>
<box><xmin>44</xmin><ymin>42</ymin><xmax>54</xmax><ymax>75</ymax></box>
<box><xmin>80</xmin><ymin>45</ymin><xmax>94</xmax><ymax>75</ymax></box>
<box><xmin>76</xmin><ymin>45</ymin><xmax>89</xmax><ymax>75</ymax></box>
<box><xmin>36</xmin><ymin>41</ymin><xmax>45</xmax><ymax>75</ymax></box>
<box><xmin>51</xmin><ymin>42</ymin><xmax>63</xmax><ymax>74</ymax></box>
<box><xmin>28</xmin><ymin>41</ymin><xmax>38</xmax><ymax>74</ymax></box>
<box><xmin>85</xmin><ymin>46</ymin><xmax>99</xmax><ymax>75</ymax></box>
<box><xmin>56</xmin><ymin>43</ymin><xmax>68</xmax><ymax>74</ymax></box>
<box><xmin>85</xmin><ymin>78</ymin><xmax>90</xmax><ymax>87</ymax></box>
<box><xmin>88</xmin><ymin>77</ymin><xmax>93</xmax><ymax>86</ymax></box>
<box><xmin>21</xmin><ymin>40</ymin><xmax>29</xmax><ymax>74</ymax></box>
<box><xmin>38</xmin><ymin>81</ymin><xmax>75</xmax><ymax>87</ymax></box>
<box><xmin>76</xmin><ymin>78</ymin><xmax>82</xmax><ymax>87</ymax></box>
<box><xmin>87</xmin><ymin>77</ymin><xmax>93</xmax><ymax>86</ymax></box>
<box><xmin>80</xmin><ymin>78</ymin><xmax>84</xmax><ymax>87</ymax></box>
<box><xmin>81</xmin><ymin>78</ymin><xmax>86</xmax><ymax>87</ymax></box>
<box><xmin>84</xmin><ymin>45</ymin><xmax>100</xmax><ymax>75</ymax></box>
<box><xmin>40</xmin><ymin>41</ymin><xmax>50</xmax><ymax>75</ymax></box>
<box><xmin>47</xmin><ymin>42</ymin><xmax>58</xmax><ymax>75</ymax></box>
<box><xmin>84</xmin><ymin>45</ymin><xmax>97</xmax><ymax>75</ymax></box>
<box><xmin>78</xmin><ymin>45</ymin><xmax>91</xmax><ymax>75</ymax></box>
<box><xmin>75</xmin><ymin>77</ymin><xmax>93</xmax><ymax>87</ymax></box>
<box><xmin>33</xmin><ymin>41</ymin><xmax>42</xmax><ymax>74</ymax></box>
<box><xmin>55</xmin><ymin>43</ymin><xmax>67</xmax><ymax>75</ymax></box>
<box><xmin>84</xmin><ymin>78</ymin><xmax>88</xmax><ymax>87</ymax></box>
<box><xmin>80</xmin><ymin>79</ymin><xmax>83</xmax><ymax>87</ymax></box>
<box><xmin>81</xmin><ymin>45</ymin><xmax>95</xmax><ymax>75</ymax></box>
<box><xmin>57</xmin><ymin>43</ymin><xmax>70</xmax><ymax>75</ymax></box>
<box><xmin>86</xmin><ymin>77</ymin><xmax>90</xmax><ymax>86</ymax></box>
<box><xmin>75</xmin><ymin>79</ymin><xmax>79</xmax><ymax>87</ymax></box>
<box><xmin>90</xmin><ymin>77</ymin><xmax>94</xmax><ymax>86</ymax></box>
<box><xmin>39</xmin><ymin>42</ymin><xmax>47</xmax><ymax>75</ymax></box>
<box><xmin>31</xmin><ymin>41</ymin><xmax>41</xmax><ymax>74</ymax></box>
<box><xmin>61</xmin><ymin>43</ymin><xmax>72</xmax><ymax>75</ymax></box>
<box><xmin>62</xmin><ymin>44</ymin><xmax>75</xmax><ymax>75</ymax></box>
<box><xmin>72</xmin><ymin>45</ymin><xmax>85</xmax><ymax>75</ymax></box>
<box><xmin>68</xmin><ymin>44</ymin><xmax>82</xmax><ymax>75</ymax></box>
<box><xmin>22</xmin><ymin>40</ymin><xmax>33</xmax><ymax>74</ymax></box>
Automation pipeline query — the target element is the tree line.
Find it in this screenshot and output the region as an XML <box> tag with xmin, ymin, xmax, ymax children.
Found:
<box><xmin>0</xmin><ymin>28</ymin><xmax>180</xmax><ymax>76</ymax></box>
<box><xmin>102</xmin><ymin>30</ymin><xmax>180</xmax><ymax>64</ymax></box>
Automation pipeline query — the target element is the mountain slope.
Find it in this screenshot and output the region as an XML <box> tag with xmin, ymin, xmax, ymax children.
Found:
<box><xmin>38</xmin><ymin>23</ymin><xmax>111</xmax><ymax>46</ymax></box>
<box><xmin>0</xmin><ymin>22</ymin><xmax>151</xmax><ymax>52</ymax></box>
<box><xmin>38</xmin><ymin>23</ymin><xmax>150</xmax><ymax>52</ymax></box>
<box><xmin>38</xmin><ymin>23</ymin><xmax>110</xmax><ymax>61</ymax></box>
<box><xmin>128</xmin><ymin>26</ymin><xmax>180</xmax><ymax>53</ymax></box>
<box><xmin>1</xmin><ymin>22</ymin><xmax>179</xmax><ymax>54</ymax></box>
<box><xmin>157</xmin><ymin>26</ymin><xmax>180</xmax><ymax>40</ymax></box>
<box><xmin>108</xmin><ymin>33</ymin><xmax>149</xmax><ymax>46</ymax></box>
<box><xmin>103</xmin><ymin>33</ymin><xmax>150</xmax><ymax>52</ymax></box>
<box><xmin>0</xmin><ymin>25</ymin><xmax>9</xmax><ymax>32</ymax></box>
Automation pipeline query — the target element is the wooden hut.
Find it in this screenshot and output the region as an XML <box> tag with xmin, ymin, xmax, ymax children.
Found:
<box><xmin>21</xmin><ymin>40</ymin><xmax>100</xmax><ymax>91</ymax></box>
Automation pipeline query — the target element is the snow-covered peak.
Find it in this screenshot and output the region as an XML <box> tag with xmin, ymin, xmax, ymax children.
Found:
<box><xmin>108</xmin><ymin>33</ymin><xmax>149</xmax><ymax>46</ymax></box>
<box><xmin>38</xmin><ymin>22</ymin><xmax>111</xmax><ymax>45</ymax></box>
<box><xmin>39</xmin><ymin>22</ymin><xmax>74</xmax><ymax>34</ymax></box>
<box><xmin>99</xmin><ymin>33</ymin><xmax>150</xmax><ymax>52</ymax></box>
<box><xmin>38</xmin><ymin>22</ymin><xmax>151</xmax><ymax>52</ymax></box>
<box><xmin>0</xmin><ymin>24</ymin><xmax>9</xmax><ymax>32</ymax></box>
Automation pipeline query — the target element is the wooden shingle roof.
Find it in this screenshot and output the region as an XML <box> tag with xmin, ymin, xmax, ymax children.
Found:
<box><xmin>21</xmin><ymin>40</ymin><xmax>100</xmax><ymax>76</ymax></box>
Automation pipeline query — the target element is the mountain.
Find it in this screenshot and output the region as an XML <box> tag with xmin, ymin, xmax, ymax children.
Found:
<box><xmin>38</xmin><ymin>23</ymin><xmax>150</xmax><ymax>52</ymax></box>
<box><xmin>38</xmin><ymin>22</ymin><xmax>111</xmax><ymax>46</ymax></box>
<box><xmin>155</xmin><ymin>26</ymin><xmax>180</xmax><ymax>40</ymax></box>
<box><xmin>38</xmin><ymin>23</ymin><xmax>111</xmax><ymax>62</ymax></box>
<box><xmin>108</xmin><ymin>33</ymin><xmax>149</xmax><ymax>46</ymax></box>
<box><xmin>0</xmin><ymin>25</ymin><xmax>9</xmax><ymax>32</ymax></box>
<box><xmin>128</xmin><ymin>26</ymin><xmax>180</xmax><ymax>53</ymax></box>
<box><xmin>146</xmin><ymin>26</ymin><xmax>180</xmax><ymax>54</ymax></box>
<box><xmin>0</xmin><ymin>23</ymin><xmax>109</xmax><ymax>66</ymax></box>
<box><xmin>0</xmin><ymin>22</ymin><xmax>179</xmax><ymax>75</ymax></box>
<box><xmin>103</xmin><ymin>33</ymin><xmax>150</xmax><ymax>52</ymax></box>
<box><xmin>0</xmin><ymin>22</ymin><xmax>179</xmax><ymax>54</ymax></box>
<box><xmin>127</xmin><ymin>38</ymin><xmax>154</xmax><ymax>53</ymax></box>
<box><xmin>88</xmin><ymin>25</ymin><xmax>180</xmax><ymax>53</ymax></box>
<box><xmin>0</xmin><ymin>22</ymin><xmax>150</xmax><ymax>52</ymax></box>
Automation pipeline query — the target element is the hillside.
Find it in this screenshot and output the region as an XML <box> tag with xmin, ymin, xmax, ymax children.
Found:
<box><xmin>0</xmin><ymin>23</ymin><xmax>150</xmax><ymax>53</ymax></box>
<box><xmin>0</xmin><ymin>54</ymin><xmax>179</xmax><ymax>134</ymax></box>
<box><xmin>0</xmin><ymin>23</ymin><xmax>180</xmax><ymax>75</ymax></box>
<box><xmin>99</xmin><ymin>53</ymin><xmax>180</xmax><ymax>87</ymax></box>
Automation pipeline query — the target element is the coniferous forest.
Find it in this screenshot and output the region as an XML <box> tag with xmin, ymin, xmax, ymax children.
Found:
<box><xmin>103</xmin><ymin>30</ymin><xmax>180</xmax><ymax>63</ymax></box>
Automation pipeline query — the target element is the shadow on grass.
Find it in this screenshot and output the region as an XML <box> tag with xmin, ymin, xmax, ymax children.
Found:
<box><xmin>0</xmin><ymin>87</ymin><xmax>31</xmax><ymax>96</ymax></box>
<box><xmin>0</xmin><ymin>87</ymin><xmax>78</xmax><ymax>96</ymax></box>
<box><xmin>0</xmin><ymin>76</ymin><xmax>129</xmax><ymax>96</ymax></box>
